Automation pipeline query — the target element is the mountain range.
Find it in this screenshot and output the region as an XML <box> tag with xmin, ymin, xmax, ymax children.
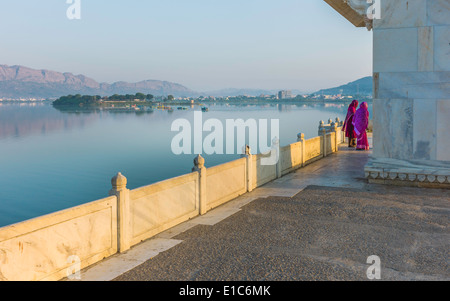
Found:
<box><xmin>0</xmin><ymin>64</ymin><xmax>372</xmax><ymax>99</ymax></box>
<box><xmin>0</xmin><ymin>65</ymin><xmax>196</xmax><ymax>99</ymax></box>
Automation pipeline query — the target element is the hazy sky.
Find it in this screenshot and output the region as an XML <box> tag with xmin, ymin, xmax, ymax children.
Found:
<box><xmin>0</xmin><ymin>0</ymin><xmax>373</xmax><ymax>92</ymax></box>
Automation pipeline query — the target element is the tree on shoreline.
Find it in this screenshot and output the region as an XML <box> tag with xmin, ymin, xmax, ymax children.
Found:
<box><xmin>53</xmin><ymin>92</ymin><xmax>157</xmax><ymax>105</ymax></box>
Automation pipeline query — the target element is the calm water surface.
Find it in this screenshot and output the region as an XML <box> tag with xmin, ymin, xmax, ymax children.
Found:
<box><xmin>0</xmin><ymin>101</ymin><xmax>373</xmax><ymax>227</ymax></box>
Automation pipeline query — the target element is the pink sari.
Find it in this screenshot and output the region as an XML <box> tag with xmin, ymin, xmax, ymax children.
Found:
<box><xmin>343</xmin><ymin>100</ymin><xmax>358</xmax><ymax>139</ymax></box>
<box><xmin>352</xmin><ymin>102</ymin><xmax>370</xmax><ymax>150</ymax></box>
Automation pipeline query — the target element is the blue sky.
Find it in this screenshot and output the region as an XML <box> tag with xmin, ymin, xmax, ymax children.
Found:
<box><xmin>0</xmin><ymin>0</ymin><xmax>373</xmax><ymax>92</ymax></box>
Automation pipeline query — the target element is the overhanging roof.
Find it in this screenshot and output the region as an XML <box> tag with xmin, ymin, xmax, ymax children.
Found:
<box><xmin>323</xmin><ymin>0</ymin><xmax>366</xmax><ymax>27</ymax></box>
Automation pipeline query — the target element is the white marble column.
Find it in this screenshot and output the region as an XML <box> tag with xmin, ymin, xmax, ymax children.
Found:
<box><xmin>366</xmin><ymin>0</ymin><xmax>450</xmax><ymax>187</ymax></box>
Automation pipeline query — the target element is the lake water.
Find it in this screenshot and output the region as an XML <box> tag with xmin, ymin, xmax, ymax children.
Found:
<box><xmin>0</xmin><ymin>101</ymin><xmax>373</xmax><ymax>227</ymax></box>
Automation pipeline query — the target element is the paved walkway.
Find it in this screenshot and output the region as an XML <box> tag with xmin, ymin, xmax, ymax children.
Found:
<box><xmin>75</xmin><ymin>140</ymin><xmax>450</xmax><ymax>281</ymax></box>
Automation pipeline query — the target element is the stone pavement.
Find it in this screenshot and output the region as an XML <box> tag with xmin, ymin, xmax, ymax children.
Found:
<box><xmin>75</xmin><ymin>140</ymin><xmax>450</xmax><ymax>281</ymax></box>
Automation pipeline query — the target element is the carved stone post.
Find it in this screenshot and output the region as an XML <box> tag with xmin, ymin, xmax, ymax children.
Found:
<box><xmin>318</xmin><ymin>120</ymin><xmax>325</xmax><ymax>137</ymax></box>
<box><xmin>298</xmin><ymin>133</ymin><xmax>305</xmax><ymax>167</ymax></box>
<box><xmin>192</xmin><ymin>155</ymin><xmax>207</xmax><ymax>215</ymax></box>
<box><xmin>273</xmin><ymin>138</ymin><xmax>282</xmax><ymax>179</ymax></box>
<box><xmin>244</xmin><ymin>145</ymin><xmax>253</xmax><ymax>192</ymax></box>
<box><xmin>109</xmin><ymin>172</ymin><xmax>131</xmax><ymax>253</ymax></box>
<box><xmin>331</xmin><ymin>121</ymin><xmax>338</xmax><ymax>152</ymax></box>
<box><xmin>322</xmin><ymin>127</ymin><xmax>327</xmax><ymax>157</ymax></box>
<box><xmin>336</xmin><ymin>117</ymin><xmax>344</xmax><ymax>143</ymax></box>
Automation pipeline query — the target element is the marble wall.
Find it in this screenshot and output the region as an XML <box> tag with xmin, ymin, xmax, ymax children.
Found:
<box><xmin>372</xmin><ymin>0</ymin><xmax>450</xmax><ymax>168</ymax></box>
<box><xmin>206</xmin><ymin>158</ymin><xmax>247</xmax><ymax>211</ymax></box>
<box><xmin>0</xmin><ymin>196</ymin><xmax>118</xmax><ymax>281</ymax></box>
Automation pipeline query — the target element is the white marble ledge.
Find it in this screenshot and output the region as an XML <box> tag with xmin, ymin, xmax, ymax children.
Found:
<box><xmin>365</xmin><ymin>157</ymin><xmax>450</xmax><ymax>183</ymax></box>
<box><xmin>367</xmin><ymin>157</ymin><xmax>450</xmax><ymax>170</ymax></box>
<box><xmin>365</xmin><ymin>171</ymin><xmax>450</xmax><ymax>184</ymax></box>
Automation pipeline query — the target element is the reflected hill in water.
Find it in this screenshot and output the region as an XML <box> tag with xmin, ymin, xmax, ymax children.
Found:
<box><xmin>0</xmin><ymin>102</ymin><xmax>100</xmax><ymax>139</ymax></box>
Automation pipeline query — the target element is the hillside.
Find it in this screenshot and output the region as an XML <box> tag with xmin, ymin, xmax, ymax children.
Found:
<box><xmin>0</xmin><ymin>65</ymin><xmax>197</xmax><ymax>99</ymax></box>
<box><xmin>314</xmin><ymin>76</ymin><xmax>373</xmax><ymax>97</ymax></box>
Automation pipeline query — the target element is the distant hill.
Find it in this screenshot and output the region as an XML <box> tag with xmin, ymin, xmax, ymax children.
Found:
<box><xmin>0</xmin><ymin>65</ymin><xmax>197</xmax><ymax>99</ymax></box>
<box><xmin>205</xmin><ymin>78</ymin><xmax>373</xmax><ymax>98</ymax></box>
<box><xmin>314</xmin><ymin>76</ymin><xmax>373</xmax><ymax>97</ymax></box>
<box><xmin>204</xmin><ymin>88</ymin><xmax>277</xmax><ymax>97</ymax></box>
<box><xmin>203</xmin><ymin>88</ymin><xmax>307</xmax><ymax>97</ymax></box>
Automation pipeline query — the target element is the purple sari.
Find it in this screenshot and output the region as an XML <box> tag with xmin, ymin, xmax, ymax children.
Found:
<box><xmin>353</xmin><ymin>102</ymin><xmax>370</xmax><ymax>150</ymax></box>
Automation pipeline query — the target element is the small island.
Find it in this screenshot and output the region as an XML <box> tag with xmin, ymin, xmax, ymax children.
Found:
<box><xmin>51</xmin><ymin>93</ymin><xmax>199</xmax><ymax>112</ymax></box>
<box><xmin>52</xmin><ymin>93</ymin><xmax>157</xmax><ymax>106</ymax></box>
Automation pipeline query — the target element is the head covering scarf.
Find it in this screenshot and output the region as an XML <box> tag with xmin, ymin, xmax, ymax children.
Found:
<box><xmin>343</xmin><ymin>100</ymin><xmax>359</xmax><ymax>133</ymax></box>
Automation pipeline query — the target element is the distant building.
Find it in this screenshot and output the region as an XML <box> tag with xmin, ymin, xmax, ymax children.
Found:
<box><xmin>278</xmin><ymin>90</ymin><xmax>292</xmax><ymax>100</ymax></box>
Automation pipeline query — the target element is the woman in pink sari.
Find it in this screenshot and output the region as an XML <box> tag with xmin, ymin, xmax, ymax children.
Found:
<box><xmin>343</xmin><ymin>100</ymin><xmax>358</xmax><ymax>147</ymax></box>
<box><xmin>352</xmin><ymin>102</ymin><xmax>370</xmax><ymax>150</ymax></box>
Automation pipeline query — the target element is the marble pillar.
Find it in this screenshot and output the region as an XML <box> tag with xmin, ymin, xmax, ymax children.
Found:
<box><xmin>368</xmin><ymin>0</ymin><xmax>450</xmax><ymax>187</ymax></box>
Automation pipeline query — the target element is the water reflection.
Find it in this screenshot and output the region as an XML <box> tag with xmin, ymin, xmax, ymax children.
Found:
<box><xmin>0</xmin><ymin>102</ymin><xmax>99</xmax><ymax>139</ymax></box>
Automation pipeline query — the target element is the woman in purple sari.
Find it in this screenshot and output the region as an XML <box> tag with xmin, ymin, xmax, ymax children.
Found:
<box><xmin>343</xmin><ymin>100</ymin><xmax>358</xmax><ymax>147</ymax></box>
<box><xmin>352</xmin><ymin>102</ymin><xmax>370</xmax><ymax>151</ymax></box>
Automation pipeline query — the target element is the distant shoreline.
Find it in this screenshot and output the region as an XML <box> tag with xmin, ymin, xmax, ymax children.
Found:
<box><xmin>1</xmin><ymin>98</ymin><xmax>373</xmax><ymax>106</ymax></box>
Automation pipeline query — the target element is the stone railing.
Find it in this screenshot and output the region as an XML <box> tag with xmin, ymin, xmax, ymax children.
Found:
<box><xmin>0</xmin><ymin>118</ymin><xmax>345</xmax><ymax>281</ymax></box>
<box><xmin>319</xmin><ymin>118</ymin><xmax>344</xmax><ymax>136</ymax></box>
